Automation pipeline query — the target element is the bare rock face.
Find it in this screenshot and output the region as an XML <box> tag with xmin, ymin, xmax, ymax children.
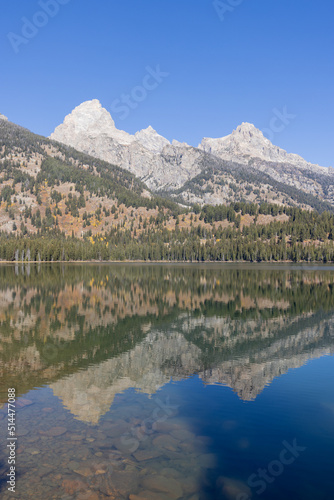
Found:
<box><xmin>52</xmin><ymin>99</ymin><xmax>134</xmax><ymax>145</ymax></box>
<box><xmin>0</xmin><ymin>113</ymin><xmax>8</xmax><ymax>121</ymax></box>
<box><xmin>199</xmin><ymin>122</ymin><xmax>318</xmax><ymax>169</ymax></box>
<box><xmin>50</xmin><ymin>100</ymin><xmax>333</xmax><ymax>206</ymax></box>
<box><xmin>134</xmin><ymin>125</ymin><xmax>170</xmax><ymax>153</ymax></box>
<box><xmin>172</xmin><ymin>139</ymin><xmax>190</xmax><ymax>148</ymax></box>
<box><xmin>50</xmin><ymin>100</ymin><xmax>200</xmax><ymax>191</ymax></box>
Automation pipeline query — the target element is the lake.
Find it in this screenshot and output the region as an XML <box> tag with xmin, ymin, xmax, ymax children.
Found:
<box><xmin>0</xmin><ymin>263</ymin><xmax>333</xmax><ymax>500</ymax></box>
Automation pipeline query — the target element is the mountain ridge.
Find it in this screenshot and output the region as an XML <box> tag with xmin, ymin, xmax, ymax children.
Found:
<box><xmin>50</xmin><ymin>100</ymin><xmax>334</xmax><ymax>209</ymax></box>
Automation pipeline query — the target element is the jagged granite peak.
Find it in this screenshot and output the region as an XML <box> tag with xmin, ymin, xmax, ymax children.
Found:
<box><xmin>199</xmin><ymin>122</ymin><xmax>314</xmax><ymax>167</ymax></box>
<box><xmin>134</xmin><ymin>125</ymin><xmax>170</xmax><ymax>153</ymax></box>
<box><xmin>51</xmin><ymin>99</ymin><xmax>172</xmax><ymax>152</ymax></box>
<box><xmin>172</xmin><ymin>139</ymin><xmax>190</xmax><ymax>148</ymax></box>
<box><xmin>0</xmin><ymin>113</ymin><xmax>8</xmax><ymax>121</ymax></box>
<box><xmin>51</xmin><ymin>99</ymin><xmax>134</xmax><ymax>145</ymax></box>
<box><xmin>49</xmin><ymin>99</ymin><xmax>201</xmax><ymax>191</ymax></box>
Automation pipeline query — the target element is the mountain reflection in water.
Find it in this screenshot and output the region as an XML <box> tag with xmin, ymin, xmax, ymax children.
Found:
<box><xmin>0</xmin><ymin>264</ymin><xmax>333</xmax><ymax>499</ymax></box>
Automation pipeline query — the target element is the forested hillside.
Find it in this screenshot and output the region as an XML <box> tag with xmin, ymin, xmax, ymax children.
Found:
<box><xmin>1</xmin><ymin>118</ymin><xmax>334</xmax><ymax>262</ymax></box>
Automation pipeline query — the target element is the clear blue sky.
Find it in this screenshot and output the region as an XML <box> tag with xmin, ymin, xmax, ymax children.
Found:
<box><xmin>0</xmin><ymin>0</ymin><xmax>333</xmax><ymax>166</ymax></box>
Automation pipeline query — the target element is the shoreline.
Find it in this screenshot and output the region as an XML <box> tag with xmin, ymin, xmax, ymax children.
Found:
<box><xmin>1</xmin><ymin>259</ymin><xmax>334</xmax><ymax>267</ymax></box>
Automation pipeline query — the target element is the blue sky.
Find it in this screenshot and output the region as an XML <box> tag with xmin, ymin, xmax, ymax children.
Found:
<box><xmin>0</xmin><ymin>0</ymin><xmax>333</xmax><ymax>166</ymax></box>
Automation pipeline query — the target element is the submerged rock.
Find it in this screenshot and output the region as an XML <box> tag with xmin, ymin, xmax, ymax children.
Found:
<box><xmin>62</xmin><ymin>478</ymin><xmax>87</xmax><ymax>495</ymax></box>
<box><xmin>152</xmin><ymin>419</ymin><xmax>184</xmax><ymax>433</ymax></box>
<box><xmin>70</xmin><ymin>434</ymin><xmax>84</xmax><ymax>441</ymax></box>
<box><xmin>73</xmin><ymin>465</ymin><xmax>94</xmax><ymax>478</ymax></box>
<box><xmin>152</xmin><ymin>434</ymin><xmax>180</xmax><ymax>451</ymax></box>
<box><xmin>77</xmin><ymin>492</ymin><xmax>100</xmax><ymax>500</ymax></box>
<box><xmin>113</xmin><ymin>436</ymin><xmax>138</xmax><ymax>454</ymax></box>
<box><xmin>16</xmin><ymin>427</ymin><xmax>30</xmax><ymax>437</ymax></box>
<box><xmin>170</xmin><ymin>429</ymin><xmax>195</xmax><ymax>442</ymax></box>
<box><xmin>25</xmin><ymin>448</ymin><xmax>40</xmax><ymax>455</ymax></box>
<box><xmin>133</xmin><ymin>449</ymin><xmax>163</xmax><ymax>462</ymax></box>
<box><xmin>129</xmin><ymin>491</ymin><xmax>171</xmax><ymax>500</ymax></box>
<box><xmin>160</xmin><ymin>467</ymin><xmax>181</xmax><ymax>479</ymax></box>
<box><xmin>105</xmin><ymin>421</ymin><xmax>130</xmax><ymax>437</ymax></box>
<box><xmin>97</xmin><ymin>469</ymin><xmax>140</xmax><ymax>498</ymax></box>
<box><xmin>217</xmin><ymin>476</ymin><xmax>252</xmax><ymax>500</ymax></box>
<box><xmin>140</xmin><ymin>475</ymin><xmax>184</xmax><ymax>499</ymax></box>
<box><xmin>16</xmin><ymin>398</ymin><xmax>33</xmax><ymax>408</ymax></box>
<box><xmin>182</xmin><ymin>475</ymin><xmax>200</xmax><ymax>495</ymax></box>
<box><xmin>40</xmin><ymin>426</ymin><xmax>67</xmax><ymax>437</ymax></box>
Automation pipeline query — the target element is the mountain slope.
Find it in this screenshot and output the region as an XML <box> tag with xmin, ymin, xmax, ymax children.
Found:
<box><xmin>0</xmin><ymin>118</ymin><xmax>182</xmax><ymax>238</ymax></box>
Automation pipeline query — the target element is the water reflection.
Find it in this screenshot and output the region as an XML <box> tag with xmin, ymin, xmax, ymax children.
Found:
<box><xmin>1</xmin><ymin>264</ymin><xmax>334</xmax><ymax>411</ymax></box>
<box><xmin>0</xmin><ymin>264</ymin><xmax>334</xmax><ymax>499</ymax></box>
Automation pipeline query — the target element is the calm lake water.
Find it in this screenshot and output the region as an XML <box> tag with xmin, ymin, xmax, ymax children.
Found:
<box><xmin>0</xmin><ymin>264</ymin><xmax>334</xmax><ymax>500</ymax></box>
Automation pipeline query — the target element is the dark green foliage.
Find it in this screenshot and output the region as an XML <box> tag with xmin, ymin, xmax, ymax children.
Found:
<box><xmin>1</xmin><ymin>185</ymin><xmax>14</xmax><ymax>203</ymax></box>
<box><xmin>1</xmin><ymin>203</ymin><xmax>334</xmax><ymax>263</ymax></box>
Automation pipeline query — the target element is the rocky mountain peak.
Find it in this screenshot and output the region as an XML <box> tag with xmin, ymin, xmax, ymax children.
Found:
<box><xmin>199</xmin><ymin>122</ymin><xmax>310</xmax><ymax>167</ymax></box>
<box><xmin>50</xmin><ymin>99</ymin><xmax>134</xmax><ymax>146</ymax></box>
<box><xmin>0</xmin><ymin>113</ymin><xmax>8</xmax><ymax>121</ymax></box>
<box><xmin>234</xmin><ymin>121</ymin><xmax>265</xmax><ymax>138</ymax></box>
<box><xmin>226</xmin><ymin>122</ymin><xmax>274</xmax><ymax>153</ymax></box>
<box><xmin>50</xmin><ymin>100</ymin><xmax>172</xmax><ymax>152</ymax></box>
<box><xmin>200</xmin><ymin>122</ymin><xmax>269</xmax><ymax>153</ymax></box>
<box><xmin>64</xmin><ymin>99</ymin><xmax>114</xmax><ymax>128</ymax></box>
<box><xmin>134</xmin><ymin>125</ymin><xmax>170</xmax><ymax>152</ymax></box>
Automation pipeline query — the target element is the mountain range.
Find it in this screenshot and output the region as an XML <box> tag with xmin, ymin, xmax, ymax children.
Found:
<box><xmin>50</xmin><ymin>99</ymin><xmax>334</xmax><ymax>210</ymax></box>
<box><xmin>1</xmin><ymin>103</ymin><xmax>334</xmax><ymax>259</ymax></box>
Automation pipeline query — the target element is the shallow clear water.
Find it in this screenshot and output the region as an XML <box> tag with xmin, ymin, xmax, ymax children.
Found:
<box><xmin>0</xmin><ymin>263</ymin><xmax>334</xmax><ymax>499</ymax></box>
